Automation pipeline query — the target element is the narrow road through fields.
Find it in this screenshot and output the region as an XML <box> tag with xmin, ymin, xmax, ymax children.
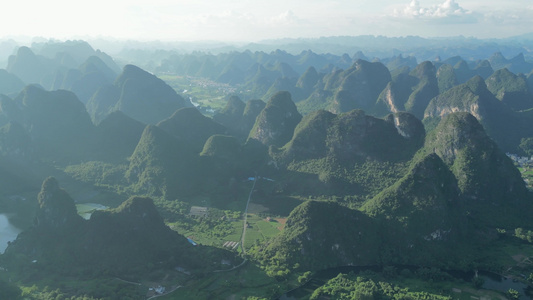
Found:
<box><xmin>211</xmin><ymin>176</ymin><xmax>257</xmax><ymax>273</ymax></box>
<box><xmin>240</xmin><ymin>176</ymin><xmax>257</xmax><ymax>255</ymax></box>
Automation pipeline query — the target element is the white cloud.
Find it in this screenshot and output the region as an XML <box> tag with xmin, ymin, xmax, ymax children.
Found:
<box><xmin>270</xmin><ymin>10</ymin><xmax>302</xmax><ymax>25</ymax></box>
<box><xmin>1</xmin><ymin>0</ymin><xmax>531</xmax><ymax>42</ymax></box>
<box><xmin>434</xmin><ymin>0</ymin><xmax>469</xmax><ymax>17</ymax></box>
<box><xmin>195</xmin><ymin>10</ymin><xmax>255</xmax><ymax>26</ymax></box>
<box><xmin>393</xmin><ymin>0</ymin><xmax>476</xmax><ymax>23</ymax></box>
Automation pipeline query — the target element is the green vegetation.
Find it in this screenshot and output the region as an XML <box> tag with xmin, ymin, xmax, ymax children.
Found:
<box><xmin>514</xmin><ymin>227</ymin><xmax>533</xmax><ymax>243</ymax></box>
<box><xmin>3</xmin><ymin>44</ymin><xmax>533</xmax><ymax>300</ymax></box>
<box><xmin>113</xmin><ymin>65</ymin><xmax>190</xmax><ymax>125</ymax></box>
<box><xmin>285</xmin><ymin>157</ymin><xmax>409</xmax><ymax>200</ymax></box>
<box><xmin>157</xmin><ymin>262</ymin><xmax>284</xmax><ymax>300</ymax></box>
<box><xmin>64</xmin><ymin>161</ymin><xmax>128</xmax><ymax>188</ymax></box>
<box><xmin>437</xmin><ymin>64</ymin><xmax>458</xmax><ymax>93</ymax></box>
<box><xmin>310</xmin><ymin>272</ymin><xmax>453</xmax><ymax>300</ymax></box>
<box><xmin>519</xmin><ymin>137</ymin><xmax>533</xmax><ymax>156</ymax></box>
<box><xmin>248</xmin><ymin>91</ymin><xmax>302</xmax><ymax>147</ymax></box>
<box><xmin>157</xmin><ymin>107</ymin><xmax>226</xmax><ymax>152</ymax></box>
<box><xmin>486</xmin><ymin>68</ymin><xmax>533</xmax><ymax>111</ymax></box>
<box><xmin>158</xmin><ymin>75</ymin><xmax>239</xmax><ymax>114</ymax></box>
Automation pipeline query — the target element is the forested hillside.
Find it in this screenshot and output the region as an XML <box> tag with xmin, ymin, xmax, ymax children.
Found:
<box><xmin>1</xmin><ymin>39</ymin><xmax>533</xmax><ymax>299</ymax></box>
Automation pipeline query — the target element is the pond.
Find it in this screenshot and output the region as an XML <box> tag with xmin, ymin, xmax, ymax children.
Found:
<box><xmin>76</xmin><ymin>203</ymin><xmax>109</xmax><ymax>220</ymax></box>
<box><xmin>0</xmin><ymin>213</ymin><xmax>21</xmax><ymax>253</ymax></box>
<box><xmin>479</xmin><ymin>271</ymin><xmax>532</xmax><ymax>300</ymax></box>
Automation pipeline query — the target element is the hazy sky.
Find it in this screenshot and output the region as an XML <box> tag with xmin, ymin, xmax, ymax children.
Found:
<box><xmin>1</xmin><ymin>0</ymin><xmax>532</xmax><ymax>42</ymax></box>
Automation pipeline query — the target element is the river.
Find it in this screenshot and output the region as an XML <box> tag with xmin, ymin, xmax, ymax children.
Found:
<box><xmin>0</xmin><ymin>213</ymin><xmax>21</xmax><ymax>253</ymax></box>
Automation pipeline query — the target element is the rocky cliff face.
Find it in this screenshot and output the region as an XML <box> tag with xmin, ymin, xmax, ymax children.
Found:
<box><xmin>424</xmin><ymin>75</ymin><xmax>533</xmax><ymax>153</ymax></box>
<box><xmin>375</xmin><ymin>69</ymin><xmax>419</xmax><ymax>116</ymax></box>
<box><xmin>386</xmin><ymin>112</ymin><xmax>425</xmax><ymax>142</ymax></box>
<box><xmin>424</xmin><ymin>76</ymin><xmax>496</xmax><ymax>122</ymax></box>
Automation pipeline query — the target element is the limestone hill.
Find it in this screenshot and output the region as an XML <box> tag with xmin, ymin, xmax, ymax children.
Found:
<box><xmin>330</xmin><ymin>60</ymin><xmax>391</xmax><ymax>113</ymax></box>
<box><xmin>114</xmin><ymin>65</ymin><xmax>191</xmax><ymax>124</ymax></box>
<box><xmin>362</xmin><ymin>153</ymin><xmax>464</xmax><ymax>265</ymax></box>
<box><xmin>88</xmin><ymin>64</ymin><xmax>191</xmax><ymax>125</ymax></box>
<box><xmin>281</xmin><ymin>110</ymin><xmax>424</xmax><ymax>163</ymax></box>
<box><xmin>0</xmin><ymin>69</ymin><xmax>25</xmax><ymax>96</ymax></box>
<box><xmin>126</xmin><ymin>125</ymin><xmax>199</xmax><ymax>198</ymax></box>
<box><xmin>12</xmin><ymin>85</ymin><xmax>95</xmax><ymax>162</ymax></box>
<box><xmin>3</xmin><ymin>178</ymin><xmax>222</xmax><ymax>277</ymax></box>
<box><xmin>259</xmin><ymin>201</ymin><xmax>380</xmax><ymax>272</ymax></box>
<box><xmin>158</xmin><ymin>107</ymin><xmax>227</xmax><ymax>152</ymax></box>
<box><xmin>485</xmin><ymin>68</ymin><xmax>533</xmax><ymax>111</ymax></box>
<box><xmin>424</xmin><ymin>112</ymin><xmax>530</xmax><ymax>226</ymax></box>
<box><xmin>248</xmin><ymin>91</ymin><xmax>302</xmax><ymax>147</ymax></box>
<box><xmin>212</xmin><ymin>95</ymin><xmax>246</xmax><ymax>135</ymax></box>
<box><xmin>92</xmin><ymin>111</ymin><xmax>146</xmax><ymax>162</ymax></box>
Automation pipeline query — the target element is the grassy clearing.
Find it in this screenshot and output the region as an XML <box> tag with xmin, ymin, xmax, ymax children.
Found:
<box><xmin>166</xmin><ymin>179</ymin><xmax>294</xmax><ymax>252</ymax></box>
<box><xmin>170</xmin><ymin>211</ymin><xmax>285</xmax><ymax>250</ymax></box>
<box><xmin>256</xmin><ymin>219</ymin><xmax>282</xmax><ymax>237</ymax></box>
<box><xmin>243</xmin><ymin>214</ymin><xmax>284</xmax><ymax>249</ymax></box>
<box><xmin>251</xmin><ymin>194</ymin><xmax>305</xmax><ymax>217</ymax></box>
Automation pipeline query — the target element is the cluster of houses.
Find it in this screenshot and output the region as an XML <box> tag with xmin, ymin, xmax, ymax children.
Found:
<box><xmin>506</xmin><ymin>153</ymin><xmax>533</xmax><ymax>168</ymax></box>
<box><xmin>147</xmin><ymin>285</ymin><xmax>166</xmax><ymax>296</ymax></box>
<box><xmin>186</xmin><ymin>76</ymin><xmax>237</xmax><ymax>95</ymax></box>
<box><xmin>506</xmin><ymin>153</ymin><xmax>533</xmax><ymax>188</ymax></box>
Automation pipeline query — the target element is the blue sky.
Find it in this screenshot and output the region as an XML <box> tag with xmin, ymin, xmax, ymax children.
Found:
<box><xmin>1</xmin><ymin>0</ymin><xmax>532</xmax><ymax>41</ymax></box>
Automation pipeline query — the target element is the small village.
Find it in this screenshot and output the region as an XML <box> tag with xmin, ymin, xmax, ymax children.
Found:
<box><xmin>507</xmin><ymin>153</ymin><xmax>533</xmax><ymax>189</ymax></box>
<box><xmin>506</xmin><ymin>153</ymin><xmax>533</xmax><ymax>168</ymax></box>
